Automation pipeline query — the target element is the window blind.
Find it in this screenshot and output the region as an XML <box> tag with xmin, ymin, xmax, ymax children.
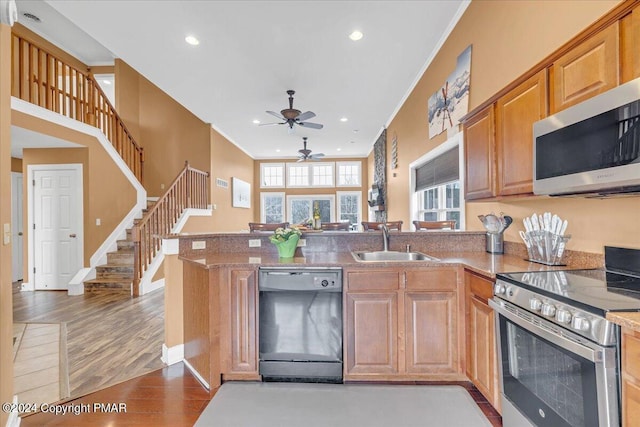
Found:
<box><xmin>415</xmin><ymin>146</ymin><xmax>459</xmax><ymax>192</ymax></box>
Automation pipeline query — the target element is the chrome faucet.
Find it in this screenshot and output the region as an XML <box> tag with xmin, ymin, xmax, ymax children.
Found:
<box><xmin>379</xmin><ymin>224</ymin><xmax>390</xmax><ymax>252</ymax></box>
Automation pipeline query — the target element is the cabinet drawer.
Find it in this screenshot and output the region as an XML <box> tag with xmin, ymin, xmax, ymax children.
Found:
<box><xmin>347</xmin><ymin>270</ymin><xmax>400</xmax><ymax>291</ymax></box>
<box><xmin>623</xmin><ymin>329</ymin><xmax>640</xmax><ymax>380</ymax></box>
<box><xmin>466</xmin><ymin>271</ymin><xmax>494</xmax><ymax>302</ymax></box>
<box><xmin>405</xmin><ymin>269</ymin><xmax>457</xmax><ymax>291</ymax></box>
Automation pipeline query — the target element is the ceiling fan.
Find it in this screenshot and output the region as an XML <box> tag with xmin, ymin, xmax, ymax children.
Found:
<box><xmin>261</xmin><ymin>90</ymin><xmax>324</xmax><ymax>131</ymax></box>
<box><xmin>297</xmin><ymin>137</ymin><xmax>325</xmax><ymax>162</ymax></box>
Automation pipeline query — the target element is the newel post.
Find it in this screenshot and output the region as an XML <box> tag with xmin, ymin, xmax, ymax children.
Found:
<box><xmin>131</xmin><ymin>224</ymin><xmax>141</xmax><ymax>297</ymax></box>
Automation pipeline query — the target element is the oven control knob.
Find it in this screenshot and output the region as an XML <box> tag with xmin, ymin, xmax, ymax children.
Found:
<box><xmin>321</xmin><ymin>279</ymin><xmax>329</xmax><ymax>287</ymax></box>
<box><xmin>540</xmin><ymin>303</ymin><xmax>556</xmax><ymax>317</ymax></box>
<box><xmin>556</xmin><ymin>309</ymin><xmax>572</xmax><ymax>324</ymax></box>
<box><xmin>571</xmin><ymin>316</ymin><xmax>590</xmax><ymax>331</ymax></box>
<box><xmin>494</xmin><ymin>283</ymin><xmax>506</xmax><ymax>295</ymax></box>
<box><xmin>529</xmin><ymin>298</ymin><xmax>542</xmax><ymax>311</ymax></box>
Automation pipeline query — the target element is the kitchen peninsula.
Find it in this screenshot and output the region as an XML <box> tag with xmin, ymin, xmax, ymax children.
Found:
<box><xmin>163</xmin><ymin>230</ymin><xmax>603</xmax><ymax>412</ymax></box>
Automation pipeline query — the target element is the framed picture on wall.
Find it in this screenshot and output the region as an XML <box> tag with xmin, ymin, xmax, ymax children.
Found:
<box><xmin>232</xmin><ymin>177</ymin><xmax>251</xmax><ymax>208</ymax></box>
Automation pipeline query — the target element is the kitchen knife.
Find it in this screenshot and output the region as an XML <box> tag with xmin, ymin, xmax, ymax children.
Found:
<box><xmin>551</xmin><ymin>214</ymin><xmax>560</xmax><ymax>234</ymax></box>
<box><xmin>531</xmin><ymin>214</ymin><xmax>540</xmax><ymax>231</ymax></box>
<box><xmin>543</xmin><ymin>212</ymin><xmax>551</xmax><ymax>232</ymax></box>
<box><xmin>523</xmin><ymin>217</ymin><xmax>532</xmax><ymax>232</ymax></box>
<box><xmin>559</xmin><ymin>220</ymin><xmax>568</xmax><ymax>236</ymax></box>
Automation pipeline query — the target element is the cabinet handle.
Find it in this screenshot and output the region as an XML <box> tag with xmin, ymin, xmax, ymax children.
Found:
<box><xmin>402</xmin><ymin>272</ymin><xmax>407</xmax><ymax>289</ymax></box>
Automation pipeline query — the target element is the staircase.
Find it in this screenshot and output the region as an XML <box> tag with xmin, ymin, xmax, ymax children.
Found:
<box><xmin>83</xmin><ymin>230</ymin><xmax>135</xmax><ymax>294</ymax></box>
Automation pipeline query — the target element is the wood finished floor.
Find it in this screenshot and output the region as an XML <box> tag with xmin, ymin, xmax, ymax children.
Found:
<box><xmin>21</xmin><ymin>364</ymin><xmax>501</xmax><ymax>427</ymax></box>
<box><xmin>12</xmin><ymin>282</ymin><xmax>165</xmax><ymax>399</ymax></box>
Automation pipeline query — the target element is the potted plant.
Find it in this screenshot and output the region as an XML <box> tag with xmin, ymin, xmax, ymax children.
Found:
<box><xmin>269</xmin><ymin>226</ymin><xmax>302</xmax><ymax>258</ymax></box>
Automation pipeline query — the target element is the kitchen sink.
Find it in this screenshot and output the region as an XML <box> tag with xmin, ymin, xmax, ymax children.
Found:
<box><xmin>351</xmin><ymin>250</ymin><xmax>440</xmax><ymax>262</ymax></box>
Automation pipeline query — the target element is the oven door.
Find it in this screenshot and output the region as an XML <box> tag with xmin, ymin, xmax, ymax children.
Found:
<box><xmin>489</xmin><ymin>298</ymin><xmax>619</xmax><ymax>427</ymax></box>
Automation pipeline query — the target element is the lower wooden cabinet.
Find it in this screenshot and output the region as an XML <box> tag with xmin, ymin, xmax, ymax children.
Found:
<box><xmin>344</xmin><ymin>267</ymin><xmax>463</xmax><ymax>381</ymax></box>
<box><xmin>220</xmin><ymin>267</ymin><xmax>260</xmax><ymax>380</ymax></box>
<box><xmin>622</xmin><ymin>327</ymin><xmax>640</xmax><ymax>426</ymax></box>
<box><xmin>465</xmin><ymin>270</ymin><xmax>501</xmax><ymax>413</ymax></box>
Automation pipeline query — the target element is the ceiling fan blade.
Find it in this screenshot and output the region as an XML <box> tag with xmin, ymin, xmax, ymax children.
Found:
<box><xmin>266</xmin><ymin>110</ymin><xmax>284</xmax><ymax>119</ymax></box>
<box><xmin>258</xmin><ymin>122</ymin><xmax>284</xmax><ymax>126</ymax></box>
<box><xmin>313</xmin><ymin>153</ymin><xmax>325</xmax><ymax>158</ymax></box>
<box><xmin>298</xmin><ymin>122</ymin><xmax>323</xmax><ymax>129</ymax></box>
<box><xmin>296</xmin><ymin>157</ymin><xmax>305</xmax><ymax>162</ymax></box>
<box><xmin>296</xmin><ymin>111</ymin><xmax>316</xmax><ymax>122</ymax></box>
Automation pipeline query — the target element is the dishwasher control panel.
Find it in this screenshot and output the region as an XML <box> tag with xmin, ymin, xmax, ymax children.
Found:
<box><xmin>259</xmin><ymin>267</ymin><xmax>342</xmax><ymax>292</ymax></box>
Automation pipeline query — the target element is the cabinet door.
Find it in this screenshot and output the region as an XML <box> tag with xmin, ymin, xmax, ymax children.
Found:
<box><xmin>405</xmin><ymin>291</ymin><xmax>457</xmax><ymax>373</ymax></box>
<box><xmin>550</xmin><ymin>22</ymin><xmax>619</xmax><ymax>113</ymax></box>
<box><xmin>621</xmin><ymin>5</ymin><xmax>640</xmax><ymax>83</ymax></box>
<box><xmin>623</xmin><ymin>328</ymin><xmax>640</xmax><ymax>426</ymax></box>
<box><xmin>496</xmin><ymin>70</ymin><xmax>548</xmax><ymax>196</ymax></box>
<box><xmin>229</xmin><ymin>269</ymin><xmax>258</xmax><ymax>374</ymax></box>
<box><xmin>345</xmin><ymin>292</ymin><xmax>398</xmax><ymax>375</ymax></box>
<box><xmin>464</xmin><ymin>104</ymin><xmax>496</xmax><ymax>200</ymax></box>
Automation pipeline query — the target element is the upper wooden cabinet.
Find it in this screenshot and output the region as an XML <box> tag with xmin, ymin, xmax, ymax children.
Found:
<box><xmin>495</xmin><ymin>70</ymin><xmax>548</xmax><ymax>196</ymax></box>
<box><xmin>550</xmin><ymin>22</ymin><xmax>619</xmax><ymax>113</ymax></box>
<box><xmin>621</xmin><ymin>2</ymin><xmax>640</xmax><ymax>83</ymax></box>
<box><xmin>464</xmin><ymin>105</ymin><xmax>495</xmax><ymax>200</ymax></box>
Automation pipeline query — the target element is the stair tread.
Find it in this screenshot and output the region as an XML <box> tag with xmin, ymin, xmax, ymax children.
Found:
<box><xmin>85</xmin><ymin>278</ymin><xmax>132</xmax><ymax>284</ymax></box>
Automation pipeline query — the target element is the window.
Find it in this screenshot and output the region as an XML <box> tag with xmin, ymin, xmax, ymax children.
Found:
<box><xmin>260</xmin><ymin>192</ymin><xmax>285</xmax><ymax>223</ymax></box>
<box><xmin>410</xmin><ymin>133</ymin><xmax>464</xmax><ymax>229</ymax></box>
<box><xmin>417</xmin><ymin>182</ymin><xmax>461</xmax><ymax>226</ymax></box>
<box><xmin>286</xmin><ymin>195</ymin><xmax>335</xmax><ymax>224</ymax></box>
<box><xmin>286</xmin><ymin>164</ymin><xmax>310</xmax><ymax>187</ymax></box>
<box><xmin>260</xmin><ymin>163</ymin><xmax>284</xmax><ymax>188</ymax></box>
<box><xmin>337</xmin><ymin>191</ymin><xmax>361</xmax><ymax>227</ymax></box>
<box><xmin>336</xmin><ymin>162</ymin><xmax>361</xmax><ymax>187</ymax></box>
<box><xmin>311</xmin><ymin>163</ymin><xmax>334</xmax><ymax>186</ymax></box>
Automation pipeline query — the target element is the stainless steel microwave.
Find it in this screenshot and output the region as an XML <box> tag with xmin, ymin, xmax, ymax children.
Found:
<box><xmin>533</xmin><ymin>77</ymin><xmax>640</xmax><ymax>196</ymax></box>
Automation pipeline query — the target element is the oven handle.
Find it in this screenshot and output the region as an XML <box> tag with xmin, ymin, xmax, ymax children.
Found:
<box><xmin>489</xmin><ymin>298</ymin><xmax>600</xmax><ymax>363</ymax></box>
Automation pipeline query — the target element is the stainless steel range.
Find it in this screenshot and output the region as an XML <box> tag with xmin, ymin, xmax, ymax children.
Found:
<box><xmin>490</xmin><ymin>246</ymin><xmax>640</xmax><ymax>427</ymax></box>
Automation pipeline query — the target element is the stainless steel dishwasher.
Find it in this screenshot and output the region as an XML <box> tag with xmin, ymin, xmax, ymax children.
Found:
<box><xmin>258</xmin><ymin>267</ymin><xmax>343</xmax><ymax>383</ymax></box>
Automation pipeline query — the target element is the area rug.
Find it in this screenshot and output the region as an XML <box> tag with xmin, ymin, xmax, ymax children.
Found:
<box><xmin>12</xmin><ymin>323</ymin><xmax>70</xmax><ymax>411</ymax></box>
<box><xmin>195</xmin><ymin>382</ymin><xmax>492</xmax><ymax>427</ymax></box>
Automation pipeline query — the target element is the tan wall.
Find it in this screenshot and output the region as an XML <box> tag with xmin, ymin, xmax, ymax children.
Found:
<box><xmin>115</xmin><ymin>59</ymin><xmax>211</xmax><ymax>197</ymax></box>
<box><xmin>0</xmin><ymin>22</ymin><xmax>13</xmax><ymax>426</ymax></box>
<box><xmin>163</xmin><ymin>254</ymin><xmax>183</xmax><ymax>349</ymax></box>
<box><xmin>14</xmin><ymin>111</ymin><xmax>137</xmax><ymax>268</ymax></box>
<box><xmin>384</xmin><ymin>0</ymin><xmax>637</xmax><ymax>254</ymax></box>
<box><xmin>254</xmin><ymin>158</ymin><xmax>369</xmax><ymax>227</ymax></box>
<box><xmin>182</xmin><ymin>128</ymin><xmax>255</xmax><ymax>233</ymax></box>
<box><xmin>10</xmin><ymin>156</ymin><xmax>21</xmax><ymax>172</ymax></box>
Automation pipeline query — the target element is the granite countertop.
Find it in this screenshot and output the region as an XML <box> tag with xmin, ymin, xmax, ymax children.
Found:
<box><xmin>607</xmin><ymin>312</ymin><xmax>640</xmax><ymax>332</ymax></box>
<box><xmin>179</xmin><ymin>250</ymin><xmax>576</xmax><ymax>279</ymax></box>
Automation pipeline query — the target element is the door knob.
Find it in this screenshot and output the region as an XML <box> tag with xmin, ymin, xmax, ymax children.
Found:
<box><xmin>69</xmin><ymin>233</ymin><xmax>77</xmax><ymax>238</ymax></box>
<box><xmin>18</xmin><ymin>232</ymin><xmax>23</xmax><ymax>236</ymax></box>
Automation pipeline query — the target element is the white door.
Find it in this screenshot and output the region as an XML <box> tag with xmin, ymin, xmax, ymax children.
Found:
<box><xmin>11</xmin><ymin>172</ymin><xmax>23</xmax><ymax>282</ymax></box>
<box><xmin>33</xmin><ymin>168</ymin><xmax>83</xmax><ymax>290</ymax></box>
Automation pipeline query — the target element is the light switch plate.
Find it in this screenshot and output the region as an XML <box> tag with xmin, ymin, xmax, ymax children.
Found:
<box><xmin>191</xmin><ymin>241</ymin><xmax>206</xmax><ymax>250</ymax></box>
<box><xmin>3</xmin><ymin>223</ymin><xmax>10</xmax><ymax>245</ymax></box>
<box><xmin>248</xmin><ymin>239</ymin><xmax>261</xmax><ymax>248</ymax></box>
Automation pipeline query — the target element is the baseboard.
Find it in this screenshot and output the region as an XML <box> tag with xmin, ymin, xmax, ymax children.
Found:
<box><xmin>161</xmin><ymin>343</ymin><xmax>184</xmax><ymax>366</ymax></box>
<box><xmin>183</xmin><ymin>359</ymin><xmax>209</xmax><ymax>390</ymax></box>
<box><xmin>20</xmin><ymin>282</ymin><xmax>34</xmax><ymax>292</ymax></box>
<box><xmin>67</xmin><ymin>268</ymin><xmax>93</xmax><ymax>295</ymax></box>
<box><xmin>6</xmin><ymin>396</ymin><xmax>21</xmax><ymax>427</ymax></box>
<box><xmin>141</xmin><ymin>278</ymin><xmax>164</xmax><ymax>295</ymax></box>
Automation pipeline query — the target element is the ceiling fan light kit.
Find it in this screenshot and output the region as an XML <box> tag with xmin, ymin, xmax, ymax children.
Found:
<box><xmin>297</xmin><ymin>137</ymin><xmax>325</xmax><ymax>162</ymax></box>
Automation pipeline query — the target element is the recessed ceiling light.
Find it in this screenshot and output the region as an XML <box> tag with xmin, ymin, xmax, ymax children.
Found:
<box><xmin>185</xmin><ymin>35</ymin><xmax>200</xmax><ymax>46</ymax></box>
<box><xmin>102</xmin><ymin>80</ymin><xmax>112</xmax><ymax>85</ymax></box>
<box><xmin>22</xmin><ymin>12</ymin><xmax>41</xmax><ymax>23</ymax></box>
<box><xmin>252</xmin><ymin>119</ymin><xmax>260</xmax><ymax>124</ymax></box>
<box><xmin>340</xmin><ymin>117</ymin><xmax>348</xmax><ymax>122</ymax></box>
<box><xmin>353</xmin><ymin>129</ymin><xmax>359</xmax><ymax>133</ymax></box>
<box><xmin>337</xmin><ymin>148</ymin><xmax>342</xmax><ymax>151</ymax></box>
<box><xmin>350</xmin><ymin>141</ymin><xmax>356</xmax><ymax>144</ymax></box>
<box><xmin>349</xmin><ymin>31</ymin><xmax>364</xmax><ymax>41</ymax></box>
<box><xmin>276</xmin><ymin>149</ymin><xmax>281</xmax><ymax>153</ymax></box>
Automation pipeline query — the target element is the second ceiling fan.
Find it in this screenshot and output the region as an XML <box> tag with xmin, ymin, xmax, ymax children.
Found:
<box><xmin>261</xmin><ymin>90</ymin><xmax>324</xmax><ymax>131</ymax></box>
<box><xmin>297</xmin><ymin>137</ymin><xmax>324</xmax><ymax>162</ymax></box>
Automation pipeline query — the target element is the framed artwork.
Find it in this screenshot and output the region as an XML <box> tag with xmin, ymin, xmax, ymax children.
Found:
<box><xmin>428</xmin><ymin>45</ymin><xmax>472</xmax><ymax>139</ymax></box>
<box><xmin>232</xmin><ymin>177</ymin><xmax>251</xmax><ymax>208</ymax></box>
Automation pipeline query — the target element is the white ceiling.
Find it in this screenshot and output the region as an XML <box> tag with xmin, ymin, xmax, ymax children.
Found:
<box><xmin>11</xmin><ymin>126</ymin><xmax>82</xmax><ymax>158</ymax></box>
<box><xmin>15</xmin><ymin>0</ymin><xmax>469</xmax><ymax>160</ymax></box>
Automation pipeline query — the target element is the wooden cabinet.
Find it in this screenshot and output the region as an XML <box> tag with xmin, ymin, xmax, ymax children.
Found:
<box><xmin>220</xmin><ymin>267</ymin><xmax>260</xmax><ymax>380</ymax></box>
<box><xmin>621</xmin><ymin>3</ymin><xmax>640</xmax><ymax>83</ymax></box>
<box><xmin>464</xmin><ymin>105</ymin><xmax>495</xmax><ymax>200</ymax></box>
<box><xmin>344</xmin><ymin>267</ymin><xmax>463</xmax><ymax>381</ymax></box>
<box><xmin>465</xmin><ymin>270</ymin><xmax>501</xmax><ymax>413</ymax></box>
<box><xmin>550</xmin><ymin>22</ymin><xmax>619</xmax><ymax>113</ymax></box>
<box><xmin>496</xmin><ymin>70</ymin><xmax>547</xmax><ymax>196</ymax></box>
<box><xmin>622</xmin><ymin>328</ymin><xmax>640</xmax><ymax>426</ymax></box>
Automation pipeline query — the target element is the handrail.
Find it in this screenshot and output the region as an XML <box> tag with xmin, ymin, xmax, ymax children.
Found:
<box><xmin>10</xmin><ymin>33</ymin><xmax>144</xmax><ymax>182</ymax></box>
<box><xmin>131</xmin><ymin>161</ymin><xmax>209</xmax><ymax>296</ymax></box>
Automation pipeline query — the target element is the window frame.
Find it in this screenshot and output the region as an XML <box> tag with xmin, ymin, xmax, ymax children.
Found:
<box><xmin>336</xmin><ymin>161</ymin><xmax>362</xmax><ymax>187</ymax></box>
<box><xmin>336</xmin><ymin>191</ymin><xmax>362</xmax><ymax>227</ymax></box>
<box><xmin>259</xmin><ymin>192</ymin><xmax>286</xmax><ymax>223</ymax></box>
<box><xmin>286</xmin><ymin>194</ymin><xmax>336</xmax><ymax>224</ymax></box>
<box><xmin>409</xmin><ymin>132</ymin><xmax>465</xmax><ymax>229</ymax></box>
<box><xmin>260</xmin><ymin>163</ymin><xmax>285</xmax><ymax>189</ymax></box>
<box><xmin>286</xmin><ymin>162</ymin><xmax>335</xmax><ymax>188</ymax></box>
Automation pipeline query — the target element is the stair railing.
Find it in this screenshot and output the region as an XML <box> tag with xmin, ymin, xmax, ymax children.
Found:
<box><xmin>131</xmin><ymin>161</ymin><xmax>209</xmax><ymax>296</ymax></box>
<box><xmin>11</xmin><ymin>33</ymin><xmax>144</xmax><ymax>182</ymax></box>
